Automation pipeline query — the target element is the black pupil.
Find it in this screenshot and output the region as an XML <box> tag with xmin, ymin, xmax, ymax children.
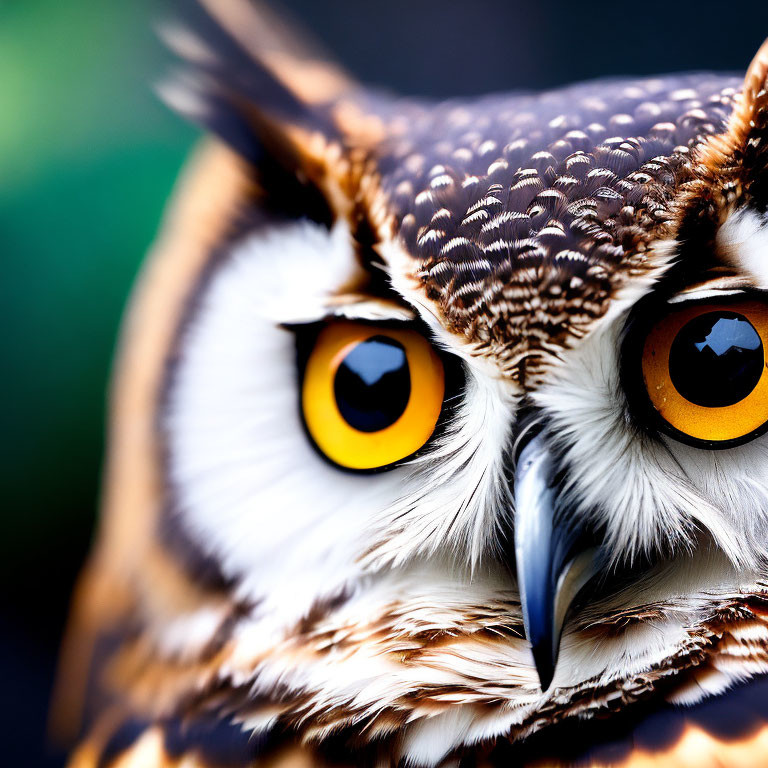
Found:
<box><xmin>334</xmin><ymin>336</ymin><xmax>411</xmax><ymax>432</ymax></box>
<box><xmin>669</xmin><ymin>311</ymin><xmax>764</xmax><ymax>407</ymax></box>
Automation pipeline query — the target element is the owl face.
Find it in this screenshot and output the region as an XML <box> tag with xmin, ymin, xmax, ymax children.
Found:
<box><xmin>59</xmin><ymin>3</ymin><xmax>768</xmax><ymax>765</ymax></box>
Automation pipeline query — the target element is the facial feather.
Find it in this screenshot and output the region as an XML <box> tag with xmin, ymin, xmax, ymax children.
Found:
<box><xmin>57</xmin><ymin>3</ymin><xmax>768</xmax><ymax>764</ymax></box>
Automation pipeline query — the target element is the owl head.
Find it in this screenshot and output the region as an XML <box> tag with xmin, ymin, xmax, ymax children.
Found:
<box><xmin>55</xmin><ymin>2</ymin><xmax>768</xmax><ymax>765</ymax></box>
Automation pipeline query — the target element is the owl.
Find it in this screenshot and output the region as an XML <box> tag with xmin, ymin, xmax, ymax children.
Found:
<box><xmin>52</xmin><ymin>1</ymin><xmax>768</xmax><ymax>766</ymax></box>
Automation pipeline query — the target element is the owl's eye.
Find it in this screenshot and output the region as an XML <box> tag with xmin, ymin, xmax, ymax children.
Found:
<box><xmin>641</xmin><ymin>299</ymin><xmax>768</xmax><ymax>446</ymax></box>
<box><xmin>301</xmin><ymin>322</ymin><xmax>445</xmax><ymax>469</ymax></box>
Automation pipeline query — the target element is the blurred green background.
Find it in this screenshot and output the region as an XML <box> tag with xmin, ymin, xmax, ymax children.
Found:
<box><xmin>0</xmin><ymin>0</ymin><xmax>194</xmax><ymax>606</ymax></box>
<box><xmin>3</xmin><ymin>0</ymin><xmax>768</xmax><ymax>764</ymax></box>
<box><xmin>0</xmin><ymin>1</ymin><xmax>196</xmax><ymax>762</ymax></box>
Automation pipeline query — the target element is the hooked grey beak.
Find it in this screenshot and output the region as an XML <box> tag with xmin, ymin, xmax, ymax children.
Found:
<box><xmin>513</xmin><ymin>432</ymin><xmax>600</xmax><ymax>691</ymax></box>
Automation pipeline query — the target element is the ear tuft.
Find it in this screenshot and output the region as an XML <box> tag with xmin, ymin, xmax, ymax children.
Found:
<box><xmin>158</xmin><ymin>0</ymin><xmax>357</xmax><ymax>167</ymax></box>
<box><xmin>721</xmin><ymin>37</ymin><xmax>768</xmax><ymax>199</ymax></box>
<box><xmin>158</xmin><ymin>0</ymin><xmax>399</xmax><ymax>237</ymax></box>
<box><xmin>672</xmin><ymin>36</ymin><xmax>768</xmax><ymax>257</ymax></box>
<box><xmin>739</xmin><ymin>38</ymin><xmax>768</xmax><ymax>207</ymax></box>
<box><xmin>732</xmin><ymin>37</ymin><xmax>768</xmax><ymax>147</ymax></box>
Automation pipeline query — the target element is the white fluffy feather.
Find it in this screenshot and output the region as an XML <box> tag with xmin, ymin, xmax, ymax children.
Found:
<box><xmin>165</xmin><ymin>220</ymin><xmax>406</xmax><ymax>630</ymax></box>
<box><xmin>717</xmin><ymin>206</ymin><xmax>768</xmax><ymax>287</ymax></box>
<box><xmin>535</xmin><ymin>312</ymin><xmax>768</xmax><ymax>568</ymax></box>
<box><xmin>162</xmin><ymin>218</ymin><xmax>768</xmax><ymax>766</ymax></box>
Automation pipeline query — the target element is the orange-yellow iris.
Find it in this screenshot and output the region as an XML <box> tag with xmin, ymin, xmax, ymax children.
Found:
<box><xmin>642</xmin><ymin>300</ymin><xmax>768</xmax><ymax>443</ymax></box>
<box><xmin>302</xmin><ymin>323</ymin><xmax>445</xmax><ymax>469</ymax></box>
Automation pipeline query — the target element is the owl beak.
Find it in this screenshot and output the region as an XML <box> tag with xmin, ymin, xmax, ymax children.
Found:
<box><xmin>513</xmin><ymin>432</ymin><xmax>600</xmax><ymax>691</ymax></box>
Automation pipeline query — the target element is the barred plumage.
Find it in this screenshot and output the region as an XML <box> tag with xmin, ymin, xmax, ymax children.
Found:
<box><xmin>54</xmin><ymin>2</ymin><xmax>768</xmax><ymax>766</ymax></box>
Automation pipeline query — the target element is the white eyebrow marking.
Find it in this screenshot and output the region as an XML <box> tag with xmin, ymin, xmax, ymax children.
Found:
<box><xmin>319</xmin><ymin>298</ymin><xmax>415</xmax><ymax>323</ymax></box>
<box><xmin>717</xmin><ymin>207</ymin><xmax>768</xmax><ymax>287</ymax></box>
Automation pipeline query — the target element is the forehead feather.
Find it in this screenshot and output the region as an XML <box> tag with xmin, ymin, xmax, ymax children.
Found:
<box><xmin>368</xmin><ymin>74</ymin><xmax>741</xmax><ymax>378</ymax></box>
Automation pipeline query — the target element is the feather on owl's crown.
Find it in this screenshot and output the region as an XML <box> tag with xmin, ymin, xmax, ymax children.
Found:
<box><xmin>375</xmin><ymin>80</ymin><xmax>739</xmax><ymax>376</ymax></box>
<box><xmin>161</xmin><ymin>3</ymin><xmax>768</xmax><ymax>384</ymax></box>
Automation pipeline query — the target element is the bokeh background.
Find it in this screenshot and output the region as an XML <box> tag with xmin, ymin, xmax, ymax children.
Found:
<box><xmin>3</xmin><ymin>0</ymin><xmax>768</xmax><ymax>764</ymax></box>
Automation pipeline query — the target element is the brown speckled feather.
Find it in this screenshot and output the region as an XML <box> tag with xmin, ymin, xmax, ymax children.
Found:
<box><xmin>166</xmin><ymin>7</ymin><xmax>746</xmax><ymax>380</ymax></box>
<box><xmin>54</xmin><ymin>2</ymin><xmax>768</xmax><ymax>767</ymax></box>
<box><xmin>367</xmin><ymin>76</ymin><xmax>741</xmax><ymax>378</ymax></box>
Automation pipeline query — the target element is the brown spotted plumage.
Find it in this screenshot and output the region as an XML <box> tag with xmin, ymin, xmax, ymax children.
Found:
<box><xmin>53</xmin><ymin>3</ymin><xmax>768</xmax><ymax>766</ymax></box>
<box><xmin>372</xmin><ymin>77</ymin><xmax>741</xmax><ymax>378</ymax></box>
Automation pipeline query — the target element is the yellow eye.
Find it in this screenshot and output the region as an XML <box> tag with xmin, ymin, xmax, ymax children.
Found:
<box><xmin>641</xmin><ymin>299</ymin><xmax>768</xmax><ymax>445</ymax></box>
<box><xmin>301</xmin><ymin>323</ymin><xmax>445</xmax><ymax>469</ymax></box>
